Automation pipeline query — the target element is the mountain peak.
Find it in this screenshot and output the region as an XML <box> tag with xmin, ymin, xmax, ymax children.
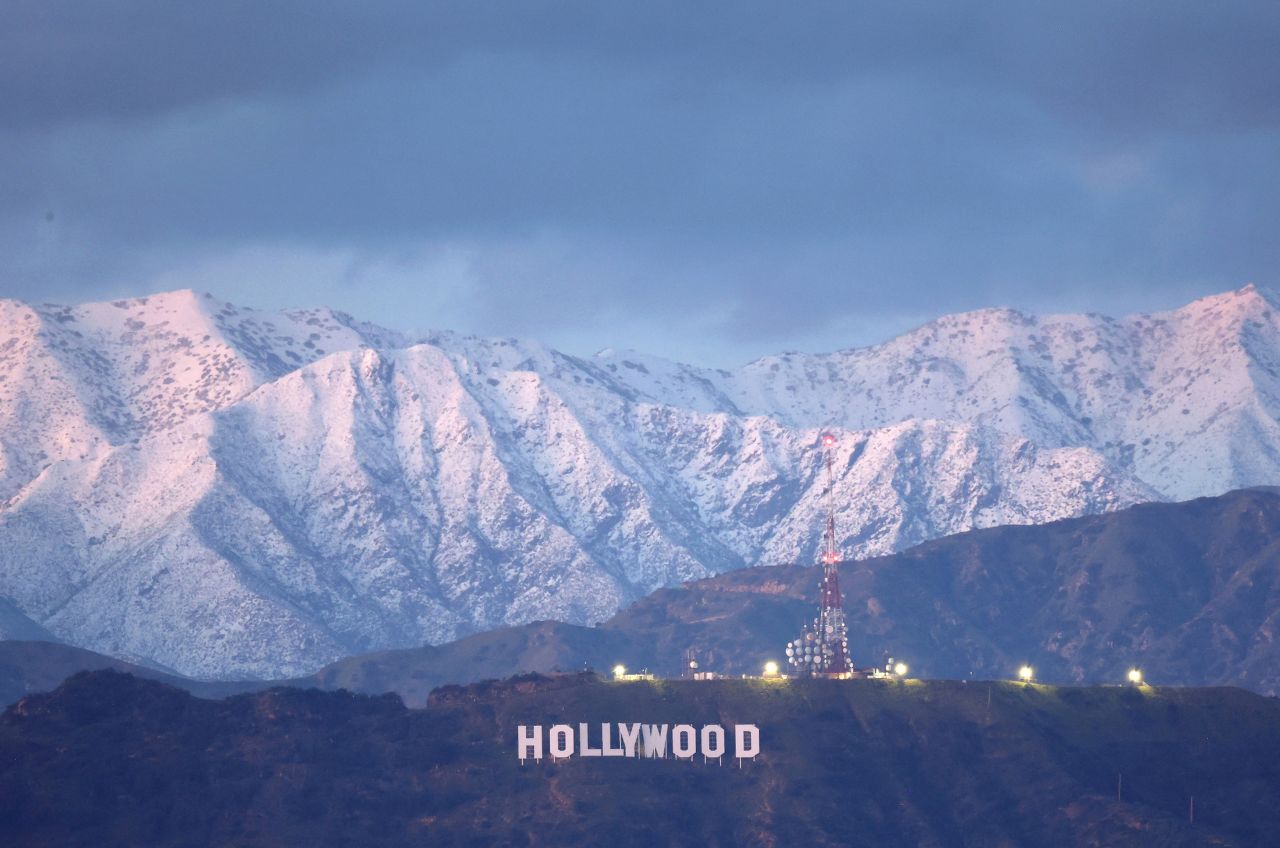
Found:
<box><xmin>3</xmin><ymin>285</ymin><xmax>1280</xmax><ymax>676</ymax></box>
<box><xmin>1165</xmin><ymin>281</ymin><xmax>1280</xmax><ymax>321</ymax></box>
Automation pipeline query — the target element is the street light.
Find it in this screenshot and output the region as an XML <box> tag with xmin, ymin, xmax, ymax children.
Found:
<box><xmin>1018</xmin><ymin>665</ymin><xmax>1034</xmax><ymax>682</ymax></box>
<box><xmin>763</xmin><ymin>661</ymin><xmax>780</xmax><ymax>677</ymax></box>
<box><xmin>612</xmin><ymin>664</ymin><xmax>627</xmax><ymax>680</ymax></box>
<box><xmin>1127</xmin><ymin>668</ymin><xmax>1143</xmax><ymax>685</ymax></box>
<box><xmin>893</xmin><ymin>662</ymin><xmax>908</xmax><ymax>677</ymax></box>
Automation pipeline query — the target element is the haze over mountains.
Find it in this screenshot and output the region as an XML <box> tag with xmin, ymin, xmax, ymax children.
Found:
<box><xmin>0</xmin><ymin>285</ymin><xmax>1277</xmax><ymax>678</ymax></box>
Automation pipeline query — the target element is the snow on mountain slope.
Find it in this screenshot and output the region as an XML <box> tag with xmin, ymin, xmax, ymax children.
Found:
<box><xmin>583</xmin><ymin>285</ymin><xmax>1280</xmax><ymax>500</ymax></box>
<box><xmin>0</xmin><ymin>285</ymin><xmax>1272</xmax><ymax>676</ymax></box>
<box><xmin>0</xmin><ymin>342</ymin><xmax>1149</xmax><ymax>677</ymax></box>
<box><xmin>0</xmin><ymin>290</ymin><xmax>405</xmax><ymax>499</ymax></box>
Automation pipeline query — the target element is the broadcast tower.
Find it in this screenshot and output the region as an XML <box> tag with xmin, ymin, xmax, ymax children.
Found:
<box><xmin>816</xmin><ymin>433</ymin><xmax>851</xmax><ymax>674</ymax></box>
<box><xmin>785</xmin><ymin>433</ymin><xmax>853</xmax><ymax>677</ymax></box>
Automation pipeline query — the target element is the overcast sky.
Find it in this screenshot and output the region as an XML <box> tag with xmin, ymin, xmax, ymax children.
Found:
<box><xmin>3</xmin><ymin>2</ymin><xmax>1278</xmax><ymax>365</ymax></box>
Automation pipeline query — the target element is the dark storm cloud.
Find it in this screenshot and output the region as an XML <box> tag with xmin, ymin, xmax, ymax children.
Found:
<box><xmin>2</xmin><ymin>2</ymin><xmax>1278</xmax><ymax>364</ymax></box>
<box><xmin>9</xmin><ymin>2</ymin><xmax>1275</xmax><ymax>132</ymax></box>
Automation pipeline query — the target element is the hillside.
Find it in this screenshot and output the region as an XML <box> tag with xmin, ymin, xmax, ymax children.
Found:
<box><xmin>6</xmin><ymin>488</ymin><xmax>1280</xmax><ymax>706</ymax></box>
<box><xmin>2</xmin><ymin>670</ymin><xmax>1277</xmax><ymax>846</ymax></box>
<box><xmin>0</xmin><ymin>600</ymin><xmax>55</xmax><ymax>642</ymax></box>
<box><xmin>605</xmin><ymin>486</ymin><xmax>1280</xmax><ymax>691</ymax></box>
<box><xmin>2</xmin><ymin>286</ymin><xmax>1280</xmax><ymax>677</ymax></box>
<box><xmin>0</xmin><ymin>641</ymin><xmax>261</xmax><ymax>707</ymax></box>
<box><xmin>291</xmin><ymin>486</ymin><xmax>1280</xmax><ymax>700</ymax></box>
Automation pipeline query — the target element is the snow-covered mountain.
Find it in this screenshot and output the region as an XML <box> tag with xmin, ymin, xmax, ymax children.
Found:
<box><xmin>585</xmin><ymin>283</ymin><xmax>1280</xmax><ymax>502</ymax></box>
<box><xmin>0</xmin><ymin>286</ymin><xmax>1275</xmax><ymax>677</ymax></box>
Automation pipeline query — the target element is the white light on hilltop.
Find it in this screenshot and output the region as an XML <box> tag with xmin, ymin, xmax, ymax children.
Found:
<box><xmin>1128</xmin><ymin>668</ymin><xmax>1143</xmax><ymax>685</ymax></box>
<box><xmin>763</xmin><ymin>661</ymin><xmax>779</xmax><ymax>677</ymax></box>
<box><xmin>612</xmin><ymin>664</ymin><xmax>627</xmax><ymax>679</ymax></box>
<box><xmin>1018</xmin><ymin>665</ymin><xmax>1034</xmax><ymax>682</ymax></box>
<box><xmin>893</xmin><ymin>662</ymin><xmax>908</xmax><ymax>677</ymax></box>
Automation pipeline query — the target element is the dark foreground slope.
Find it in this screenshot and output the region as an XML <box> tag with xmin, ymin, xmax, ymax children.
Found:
<box><xmin>3</xmin><ymin>671</ymin><xmax>1279</xmax><ymax>847</ymax></box>
<box><xmin>0</xmin><ymin>641</ymin><xmax>265</xmax><ymax>707</ymax></box>
<box><xmin>303</xmin><ymin>619</ymin><xmax>636</xmax><ymax>707</ymax></box>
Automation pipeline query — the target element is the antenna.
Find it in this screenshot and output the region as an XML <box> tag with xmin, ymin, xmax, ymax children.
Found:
<box><xmin>786</xmin><ymin>432</ymin><xmax>852</xmax><ymax>677</ymax></box>
<box><xmin>817</xmin><ymin>433</ymin><xmax>851</xmax><ymax>674</ymax></box>
<box><xmin>821</xmin><ymin>433</ymin><xmax>839</xmax><ymax>568</ymax></box>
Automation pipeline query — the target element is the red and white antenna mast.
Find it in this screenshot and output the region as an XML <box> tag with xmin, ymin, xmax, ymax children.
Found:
<box><xmin>817</xmin><ymin>433</ymin><xmax>851</xmax><ymax>675</ymax></box>
<box><xmin>786</xmin><ymin>432</ymin><xmax>853</xmax><ymax>677</ymax></box>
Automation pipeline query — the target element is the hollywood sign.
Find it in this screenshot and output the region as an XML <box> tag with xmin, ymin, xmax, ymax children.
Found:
<box><xmin>517</xmin><ymin>722</ymin><xmax>760</xmax><ymax>763</ymax></box>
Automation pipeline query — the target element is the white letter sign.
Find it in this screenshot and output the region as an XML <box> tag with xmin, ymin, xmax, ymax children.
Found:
<box><xmin>671</xmin><ymin>724</ymin><xmax>696</xmax><ymax>759</ymax></box>
<box><xmin>619</xmin><ymin>723</ymin><xmax>642</xmax><ymax>757</ymax></box>
<box><xmin>549</xmin><ymin>724</ymin><xmax>574</xmax><ymax>759</ymax></box>
<box><xmin>518</xmin><ymin>724</ymin><xmax>542</xmax><ymax>762</ymax></box>
<box><xmin>701</xmin><ymin>724</ymin><xmax>725</xmax><ymax>759</ymax></box>
<box><xmin>641</xmin><ymin>724</ymin><xmax>668</xmax><ymax>758</ymax></box>
<box><xmin>517</xmin><ymin>722</ymin><xmax>760</xmax><ymax>763</ymax></box>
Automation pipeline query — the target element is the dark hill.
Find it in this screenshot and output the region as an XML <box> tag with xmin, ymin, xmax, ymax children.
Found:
<box><xmin>308</xmin><ymin>487</ymin><xmax>1280</xmax><ymax>700</ymax></box>
<box><xmin>3</xmin><ymin>670</ymin><xmax>1279</xmax><ymax>846</ymax></box>
<box><xmin>304</xmin><ymin>620</ymin><xmax>636</xmax><ymax>707</ymax></box>
<box><xmin>0</xmin><ymin>640</ymin><xmax>264</xmax><ymax>707</ymax></box>
<box><xmin>8</xmin><ymin>487</ymin><xmax>1280</xmax><ymax>707</ymax></box>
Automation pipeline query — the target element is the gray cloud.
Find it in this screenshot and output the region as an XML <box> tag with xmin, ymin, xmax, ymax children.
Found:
<box><xmin>1</xmin><ymin>2</ymin><xmax>1278</xmax><ymax>365</ymax></box>
<box><xmin>8</xmin><ymin>2</ymin><xmax>1275</xmax><ymax>132</ymax></box>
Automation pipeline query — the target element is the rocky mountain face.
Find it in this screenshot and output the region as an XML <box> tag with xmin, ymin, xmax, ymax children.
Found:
<box><xmin>0</xmin><ymin>287</ymin><xmax>1276</xmax><ymax>678</ymax></box>
<box><xmin>4</xmin><ymin>670</ymin><xmax>1279</xmax><ymax>847</ymax></box>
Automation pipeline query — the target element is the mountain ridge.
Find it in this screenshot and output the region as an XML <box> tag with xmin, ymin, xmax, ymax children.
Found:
<box><xmin>1</xmin><ymin>286</ymin><xmax>1277</xmax><ymax>676</ymax></box>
